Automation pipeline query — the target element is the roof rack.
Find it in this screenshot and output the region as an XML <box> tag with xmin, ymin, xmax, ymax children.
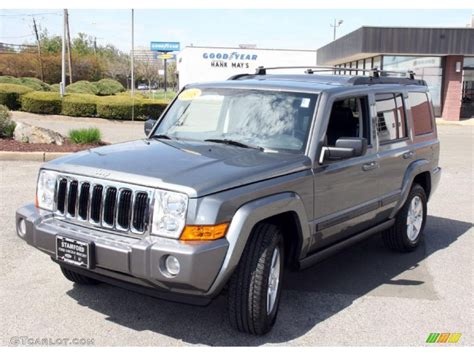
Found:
<box><xmin>227</xmin><ymin>66</ymin><xmax>424</xmax><ymax>85</ymax></box>
<box><xmin>251</xmin><ymin>65</ymin><xmax>416</xmax><ymax>79</ymax></box>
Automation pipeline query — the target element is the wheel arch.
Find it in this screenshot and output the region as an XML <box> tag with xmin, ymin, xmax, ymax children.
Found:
<box><xmin>390</xmin><ymin>159</ymin><xmax>431</xmax><ymax>219</ymax></box>
<box><xmin>205</xmin><ymin>192</ymin><xmax>311</xmax><ymax>296</ymax></box>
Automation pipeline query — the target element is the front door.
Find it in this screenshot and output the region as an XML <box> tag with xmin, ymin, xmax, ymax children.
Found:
<box><xmin>310</xmin><ymin>95</ymin><xmax>381</xmax><ymax>251</ymax></box>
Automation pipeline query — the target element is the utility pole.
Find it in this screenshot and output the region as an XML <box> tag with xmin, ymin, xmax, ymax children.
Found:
<box><xmin>164</xmin><ymin>57</ymin><xmax>168</xmax><ymax>93</ymax></box>
<box><xmin>65</xmin><ymin>9</ymin><xmax>73</xmax><ymax>84</ymax></box>
<box><xmin>32</xmin><ymin>17</ymin><xmax>44</xmax><ymax>82</ymax></box>
<box><xmin>130</xmin><ymin>9</ymin><xmax>135</xmax><ymax>97</ymax></box>
<box><xmin>60</xmin><ymin>9</ymin><xmax>66</xmax><ymax>97</ymax></box>
<box><xmin>330</xmin><ymin>19</ymin><xmax>344</xmax><ymax>41</ymax></box>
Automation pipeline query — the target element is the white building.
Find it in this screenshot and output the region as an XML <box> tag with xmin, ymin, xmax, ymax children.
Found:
<box><xmin>176</xmin><ymin>45</ymin><xmax>317</xmax><ymax>89</ymax></box>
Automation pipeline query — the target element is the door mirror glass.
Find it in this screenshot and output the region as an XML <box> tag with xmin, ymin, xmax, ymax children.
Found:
<box><xmin>144</xmin><ymin>118</ymin><xmax>157</xmax><ymax>136</ymax></box>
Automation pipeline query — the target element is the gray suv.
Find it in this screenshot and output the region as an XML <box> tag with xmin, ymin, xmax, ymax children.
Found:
<box><xmin>16</xmin><ymin>67</ymin><xmax>441</xmax><ymax>335</ymax></box>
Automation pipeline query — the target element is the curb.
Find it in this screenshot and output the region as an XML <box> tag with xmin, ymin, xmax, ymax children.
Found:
<box><xmin>0</xmin><ymin>151</ymin><xmax>70</xmax><ymax>162</ymax></box>
<box><xmin>436</xmin><ymin>118</ymin><xmax>474</xmax><ymax>126</ymax></box>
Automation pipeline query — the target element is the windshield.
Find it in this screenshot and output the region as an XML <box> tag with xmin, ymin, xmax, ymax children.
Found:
<box><xmin>153</xmin><ymin>87</ymin><xmax>318</xmax><ymax>153</ymax></box>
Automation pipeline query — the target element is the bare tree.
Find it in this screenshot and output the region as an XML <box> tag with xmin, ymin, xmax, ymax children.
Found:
<box><xmin>136</xmin><ymin>55</ymin><xmax>160</xmax><ymax>92</ymax></box>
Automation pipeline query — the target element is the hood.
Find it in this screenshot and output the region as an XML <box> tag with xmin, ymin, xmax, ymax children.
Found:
<box><xmin>44</xmin><ymin>139</ymin><xmax>311</xmax><ymax>197</ymax></box>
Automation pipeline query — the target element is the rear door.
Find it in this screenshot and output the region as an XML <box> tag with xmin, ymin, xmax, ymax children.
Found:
<box><xmin>373</xmin><ymin>91</ymin><xmax>412</xmax><ymax>219</ymax></box>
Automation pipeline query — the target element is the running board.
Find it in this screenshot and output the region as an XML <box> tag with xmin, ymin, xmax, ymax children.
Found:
<box><xmin>298</xmin><ymin>219</ymin><xmax>395</xmax><ymax>269</ymax></box>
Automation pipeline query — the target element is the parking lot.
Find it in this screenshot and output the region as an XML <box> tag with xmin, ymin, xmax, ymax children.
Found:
<box><xmin>1</xmin><ymin>124</ymin><xmax>472</xmax><ymax>346</ymax></box>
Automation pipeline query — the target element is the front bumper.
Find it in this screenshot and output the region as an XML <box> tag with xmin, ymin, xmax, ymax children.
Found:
<box><xmin>16</xmin><ymin>204</ymin><xmax>229</xmax><ymax>304</ymax></box>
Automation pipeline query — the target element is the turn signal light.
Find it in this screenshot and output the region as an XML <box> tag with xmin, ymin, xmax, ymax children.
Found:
<box><xmin>180</xmin><ymin>223</ymin><xmax>229</xmax><ymax>241</ymax></box>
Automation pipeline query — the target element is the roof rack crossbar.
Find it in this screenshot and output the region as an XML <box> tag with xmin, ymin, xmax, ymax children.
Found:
<box><xmin>252</xmin><ymin>65</ymin><xmax>417</xmax><ymax>79</ymax></box>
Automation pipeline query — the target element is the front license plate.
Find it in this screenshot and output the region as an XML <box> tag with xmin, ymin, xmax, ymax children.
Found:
<box><xmin>56</xmin><ymin>236</ymin><xmax>91</xmax><ymax>268</ymax></box>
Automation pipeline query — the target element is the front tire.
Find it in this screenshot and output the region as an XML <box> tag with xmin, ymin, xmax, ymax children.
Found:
<box><xmin>383</xmin><ymin>183</ymin><xmax>427</xmax><ymax>252</ymax></box>
<box><xmin>228</xmin><ymin>223</ymin><xmax>284</xmax><ymax>335</ymax></box>
<box><xmin>60</xmin><ymin>266</ymin><xmax>100</xmax><ymax>285</ymax></box>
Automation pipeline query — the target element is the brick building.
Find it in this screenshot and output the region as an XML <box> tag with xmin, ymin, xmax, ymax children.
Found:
<box><xmin>316</xmin><ymin>26</ymin><xmax>474</xmax><ymax>120</ymax></box>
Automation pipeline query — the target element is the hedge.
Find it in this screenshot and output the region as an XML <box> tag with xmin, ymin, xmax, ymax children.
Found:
<box><xmin>21</xmin><ymin>92</ymin><xmax>62</xmax><ymax>115</ymax></box>
<box><xmin>95</xmin><ymin>96</ymin><xmax>168</xmax><ymax>120</ymax></box>
<box><xmin>139</xmin><ymin>99</ymin><xmax>168</xmax><ymax>118</ymax></box>
<box><xmin>95</xmin><ymin>79</ymin><xmax>125</xmax><ymax>96</ymax></box>
<box><xmin>0</xmin><ymin>83</ymin><xmax>34</xmax><ymax>110</ymax></box>
<box><xmin>6</xmin><ymin>89</ymin><xmax>169</xmax><ymax>120</ymax></box>
<box><xmin>0</xmin><ymin>76</ymin><xmax>50</xmax><ymax>91</ymax></box>
<box><xmin>96</xmin><ymin>96</ymin><xmax>136</xmax><ymax>120</ymax></box>
<box><xmin>66</xmin><ymin>80</ymin><xmax>99</xmax><ymax>95</ymax></box>
<box><xmin>61</xmin><ymin>94</ymin><xmax>97</xmax><ymax>117</ymax></box>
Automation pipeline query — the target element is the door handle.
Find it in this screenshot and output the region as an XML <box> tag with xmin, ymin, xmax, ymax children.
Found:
<box><xmin>362</xmin><ymin>161</ymin><xmax>379</xmax><ymax>171</ymax></box>
<box><xmin>403</xmin><ymin>151</ymin><xmax>414</xmax><ymax>159</ymax></box>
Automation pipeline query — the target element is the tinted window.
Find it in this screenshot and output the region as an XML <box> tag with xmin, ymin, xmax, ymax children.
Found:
<box><xmin>408</xmin><ymin>92</ymin><xmax>433</xmax><ymax>135</ymax></box>
<box><xmin>326</xmin><ymin>96</ymin><xmax>369</xmax><ymax>146</ymax></box>
<box><xmin>375</xmin><ymin>93</ymin><xmax>407</xmax><ymax>143</ymax></box>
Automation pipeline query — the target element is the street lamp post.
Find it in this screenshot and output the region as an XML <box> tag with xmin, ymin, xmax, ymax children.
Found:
<box><xmin>330</xmin><ymin>19</ymin><xmax>344</xmax><ymax>41</ymax></box>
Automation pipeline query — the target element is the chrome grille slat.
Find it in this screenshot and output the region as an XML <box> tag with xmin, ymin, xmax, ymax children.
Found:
<box><xmin>67</xmin><ymin>180</ymin><xmax>78</xmax><ymax>217</ymax></box>
<box><xmin>78</xmin><ymin>182</ymin><xmax>90</xmax><ymax>220</ymax></box>
<box><xmin>53</xmin><ymin>174</ymin><xmax>152</xmax><ymax>237</ymax></box>
<box><xmin>90</xmin><ymin>184</ymin><xmax>103</xmax><ymax>224</ymax></box>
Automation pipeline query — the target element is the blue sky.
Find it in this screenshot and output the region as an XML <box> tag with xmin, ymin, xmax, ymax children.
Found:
<box><xmin>1</xmin><ymin>9</ymin><xmax>472</xmax><ymax>52</ymax></box>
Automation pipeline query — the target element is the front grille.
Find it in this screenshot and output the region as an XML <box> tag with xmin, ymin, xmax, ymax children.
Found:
<box><xmin>54</xmin><ymin>175</ymin><xmax>152</xmax><ymax>236</ymax></box>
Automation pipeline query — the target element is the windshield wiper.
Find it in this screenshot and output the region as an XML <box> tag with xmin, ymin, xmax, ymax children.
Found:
<box><xmin>204</xmin><ymin>138</ymin><xmax>263</xmax><ymax>151</ymax></box>
<box><xmin>152</xmin><ymin>134</ymin><xmax>176</xmax><ymax>140</ymax></box>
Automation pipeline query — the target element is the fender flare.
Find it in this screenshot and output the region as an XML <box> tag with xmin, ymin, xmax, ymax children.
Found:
<box><xmin>389</xmin><ymin>159</ymin><xmax>431</xmax><ymax>219</ymax></box>
<box><xmin>205</xmin><ymin>192</ymin><xmax>310</xmax><ymax>296</ymax></box>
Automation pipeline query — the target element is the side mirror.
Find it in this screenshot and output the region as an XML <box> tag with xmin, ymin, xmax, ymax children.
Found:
<box><xmin>319</xmin><ymin>137</ymin><xmax>368</xmax><ymax>164</ymax></box>
<box><xmin>144</xmin><ymin>118</ymin><xmax>157</xmax><ymax>136</ymax></box>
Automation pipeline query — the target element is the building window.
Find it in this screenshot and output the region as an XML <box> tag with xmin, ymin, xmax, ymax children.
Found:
<box><xmin>408</xmin><ymin>92</ymin><xmax>434</xmax><ymax>135</ymax></box>
<box><xmin>357</xmin><ymin>60</ymin><xmax>364</xmax><ymax>75</ymax></box>
<box><xmin>375</xmin><ymin>93</ymin><xmax>407</xmax><ymax>144</ymax></box>
<box><xmin>373</xmin><ymin>56</ymin><xmax>382</xmax><ymax>70</ymax></box>
<box><xmin>383</xmin><ymin>56</ymin><xmax>443</xmax><ymax>116</ymax></box>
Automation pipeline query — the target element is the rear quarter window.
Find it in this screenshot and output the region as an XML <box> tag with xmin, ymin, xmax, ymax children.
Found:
<box><xmin>408</xmin><ymin>92</ymin><xmax>433</xmax><ymax>135</ymax></box>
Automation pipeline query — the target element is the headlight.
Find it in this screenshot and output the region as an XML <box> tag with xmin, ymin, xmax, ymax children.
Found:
<box><xmin>151</xmin><ymin>190</ymin><xmax>188</xmax><ymax>238</ymax></box>
<box><xmin>36</xmin><ymin>170</ymin><xmax>58</xmax><ymax>211</ymax></box>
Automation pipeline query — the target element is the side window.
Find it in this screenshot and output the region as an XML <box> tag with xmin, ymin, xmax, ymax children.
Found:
<box><xmin>408</xmin><ymin>92</ymin><xmax>433</xmax><ymax>135</ymax></box>
<box><xmin>375</xmin><ymin>93</ymin><xmax>407</xmax><ymax>144</ymax></box>
<box><xmin>325</xmin><ymin>96</ymin><xmax>370</xmax><ymax>147</ymax></box>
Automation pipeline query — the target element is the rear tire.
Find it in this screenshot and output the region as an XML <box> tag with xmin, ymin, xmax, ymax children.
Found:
<box><xmin>228</xmin><ymin>223</ymin><xmax>284</xmax><ymax>335</ymax></box>
<box><xmin>60</xmin><ymin>266</ymin><xmax>100</xmax><ymax>285</ymax></box>
<box><xmin>383</xmin><ymin>183</ymin><xmax>427</xmax><ymax>252</ymax></box>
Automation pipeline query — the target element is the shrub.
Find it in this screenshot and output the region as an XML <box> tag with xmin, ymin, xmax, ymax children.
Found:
<box><xmin>0</xmin><ymin>76</ymin><xmax>50</xmax><ymax>91</ymax></box>
<box><xmin>66</xmin><ymin>80</ymin><xmax>99</xmax><ymax>95</ymax></box>
<box><xmin>50</xmin><ymin>83</ymin><xmax>60</xmax><ymax>92</ymax></box>
<box><xmin>20</xmin><ymin>77</ymin><xmax>51</xmax><ymax>91</ymax></box>
<box><xmin>96</xmin><ymin>96</ymin><xmax>134</xmax><ymax>119</ymax></box>
<box><xmin>0</xmin><ymin>83</ymin><xmax>34</xmax><ymax>110</ymax></box>
<box><xmin>0</xmin><ymin>104</ymin><xmax>16</xmax><ymax>138</ymax></box>
<box><xmin>139</xmin><ymin>99</ymin><xmax>168</xmax><ymax>119</ymax></box>
<box><xmin>21</xmin><ymin>91</ymin><xmax>62</xmax><ymax>114</ymax></box>
<box><xmin>62</xmin><ymin>94</ymin><xmax>97</xmax><ymax>117</ymax></box>
<box><xmin>69</xmin><ymin>127</ymin><xmax>101</xmax><ymax>144</ymax></box>
<box><xmin>95</xmin><ymin>78</ymin><xmax>125</xmax><ymax>96</ymax></box>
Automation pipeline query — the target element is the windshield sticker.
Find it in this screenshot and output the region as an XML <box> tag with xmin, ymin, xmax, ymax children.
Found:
<box><xmin>301</xmin><ymin>98</ymin><xmax>310</xmax><ymax>108</ymax></box>
<box><xmin>178</xmin><ymin>88</ymin><xmax>202</xmax><ymax>101</ymax></box>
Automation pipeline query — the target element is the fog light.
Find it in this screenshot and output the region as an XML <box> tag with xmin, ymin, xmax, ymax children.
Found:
<box><xmin>18</xmin><ymin>218</ymin><xmax>26</xmax><ymax>237</ymax></box>
<box><xmin>164</xmin><ymin>255</ymin><xmax>180</xmax><ymax>276</ymax></box>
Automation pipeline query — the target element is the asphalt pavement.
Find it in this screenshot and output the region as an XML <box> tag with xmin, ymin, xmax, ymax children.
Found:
<box><xmin>0</xmin><ymin>124</ymin><xmax>472</xmax><ymax>346</ymax></box>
